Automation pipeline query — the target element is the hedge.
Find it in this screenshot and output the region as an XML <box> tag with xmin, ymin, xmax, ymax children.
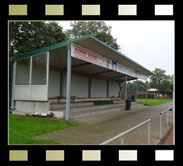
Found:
<box><xmin>138</xmin><ymin>94</ymin><xmax>156</xmax><ymax>99</ymax></box>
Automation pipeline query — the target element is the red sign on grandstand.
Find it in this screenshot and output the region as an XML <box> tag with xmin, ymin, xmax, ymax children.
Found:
<box><xmin>71</xmin><ymin>44</ymin><xmax>105</xmax><ymax>67</ymax></box>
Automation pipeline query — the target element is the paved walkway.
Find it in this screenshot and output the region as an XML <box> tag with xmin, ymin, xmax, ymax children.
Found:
<box><xmin>34</xmin><ymin>102</ymin><xmax>173</xmax><ymax>145</ymax></box>
<box><xmin>161</xmin><ymin>128</ymin><xmax>173</xmax><ymax>145</ymax></box>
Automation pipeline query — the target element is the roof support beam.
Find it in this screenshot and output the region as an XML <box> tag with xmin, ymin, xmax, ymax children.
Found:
<box><xmin>124</xmin><ymin>75</ymin><xmax>127</xmax><ymax>100</ymax></box>
<box><xmin>108</xmin><ymin>75</ymin><xmax>137</xmax><ymax>81</ymax></box>
<box><xmin>62</xmin><ymin>62</ymin><xmax>91</xmax><ymax>70</ymax></box>
<box><xmin>72</xmin><ymin>62</ymin><xmax>91</xmax><ymax>69</ymax></box>
<box><xmin>49</xmin><ymin>64</ymin><xmax>119</xmax><ymax>82</ymax></box>
<box><xmin>145</xmin><ymin>80</ymin><xmax>148</xmax><ymax>105</ymax></box>
<box><xmin>90</xmin><ymin>70</ymin><xmax>113</xmax><ymax>76</ymax></box>
<box><xmin>108</xmin><ymin>75</ymin><xmax>125</xmax><ymax>80</ymax></box>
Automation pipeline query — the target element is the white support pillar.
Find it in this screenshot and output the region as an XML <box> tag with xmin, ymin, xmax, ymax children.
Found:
<box><xmin>125</xmin><ymin>75</ymin><xmax>127</xmax><ymax>100</ymax></box>
<box><xmin>136</xmin><ymin>80</ymin><xmax>138</xmax><ymax>99</ymax></box>
<box><xmin>118</xmin><ymin>81</ymin><xmax>122</xmax><ymax>98</ymax></box>
<box><xmin>10</xmin><ymin>61</ymin><xmax>16</xmax><ymax>109</ymax></box>
<box><xmin>88</xmin><ymin>77</ymin><xmax>91</xmax><ymax>98</ymax></box>
<box><xmin>145</xmin><ymin>80</ymin><xmax>148</xmax><ymax>105</ymax></box>
<box><xmin>173</xmin><ymin>77</ymin><xmax>175</xmax><ymax>145</ymax></box>
<box><xmin>46</xmin><ymin>52</ymin><xmax>50</xmax><ymax>100</ymax></box>
<box><xmin>60</xmin><ymin>72</ymin><xmax>63</xmax><ymax>98</ymax></box>
<box><xmin>107</xmin><ymin>80</ymin><xmax>109</xmax><ymax>98</ymax></box>
<box><xmin>66</xmin><ymin>48</ymin><xmax>72</xmax><ymax>120</ymax></box>
<box><xmin>29</xmin><ymin>57</ymin><xmax>32</xmax><ymax>100</ymax></box>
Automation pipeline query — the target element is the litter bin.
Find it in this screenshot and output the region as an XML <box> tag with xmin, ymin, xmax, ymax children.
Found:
<box><xmin>131</xmin><ymin>95</ymin><xmax>135</xmax><ymax>102</ymax></box>
<box><xmin>125</xmin><ymin>100</ymin><xmax>131</xmax><ymax>110</ymax></box>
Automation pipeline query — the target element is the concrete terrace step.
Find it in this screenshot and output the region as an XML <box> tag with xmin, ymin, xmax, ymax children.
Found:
<box><xmin>50</xmin><ymin>111</ymin><xmax>65</xmax><ymax>118</ymax></box>
<box><xmin>113</xmin><ymin>100</ymin><xmax>125</xmax><ymax>104</ymax></box>
<box><xmin>71</xmin><ymin>103</ymin><xmax>124</xmax><ymax>112</ymax></box>
<box><xmin>49</xmin><ymin>97</ymin><xmax>123</xmax><ymax>103</ymax></box>
<box><xmin>51</xmin><ymin>103</ymin><xmax>125</xmax><ymax>112</ymax></box>
<box><xmin>50</xmin><ymin>102</ymin><xmax>140</xmax><ymax>119</ymax></box>
<box><xmin>70</xmin><ymin>107</ymin><xmax>124</xmax><ymax>119</ymax></box>
<box><xmin>50</xmin><ymin>102</ymin><xmax>94</xmax><ymax>110</ymax></box>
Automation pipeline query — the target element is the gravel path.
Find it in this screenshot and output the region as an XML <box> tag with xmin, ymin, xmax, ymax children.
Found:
<box><xmin>34</xmin><ymin>102</ymin><xmax>173</xmax><ymax>145</ymax></box>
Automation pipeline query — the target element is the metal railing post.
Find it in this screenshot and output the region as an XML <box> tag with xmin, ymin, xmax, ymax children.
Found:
<box><xmin>121</xmin><ymin>135</ymin><xmax>125</xmax><ymax>145</ymax></box>
<box><xmin>160</xmin><ymin>113</ymin><xmax>162</xmax><ymax>139</ymax></box>
<box><xmin>166</xmin><ymin>112</ymin><xmax>169</xmax><ymax>130</ymax></box>
<box><xmin>148</xmin><ymin>121</ymin><xmax>151</xmax><ymax>145</ymax></box>
<box><xmin>168</xmin><ymin>110</ymin><xmax>172</xmax><ymax>127</ymax></box>
<box><xmin>159</xmin><ymin>107</ymin><xmax>173</xmax><ymax>139</ymax></box>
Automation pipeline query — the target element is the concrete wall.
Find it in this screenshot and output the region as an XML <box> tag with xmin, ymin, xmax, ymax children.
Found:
<box><xmin>62</xmin><ymin>73</ymin><xmax>88</xmax><ymax>97</ymax></box>
<box><xmin>91</xmin><ymin>78</ymin><xmax>107</xmax><ymax>97</ymax></box>
<box><xmin>48</xmin><ymin>70</ymin><xmax>60</xmax><ymax>98</ymax></box>
<box><xmin>62</xmin><ymin>72</ymin><xmax>66</xmax><ymax>97</ymax></box>
<box><xmin>71</xmin><ymin>75</ymin><xmax>88</xmax><ymax>97</ymax></box>
<box><xmin>48</xmin><ymin>71</ymin><xmax>119</xmax><ymax>98</ymax></box>
<box><xmin>109</xmin><ymin>81</ymin><xmax>120</xmax><ymax>97</ymax></box>
<box><xmin>15</xmin><ymin>101</ymin><xmax>50</xmax><ymax>113</ymax></box>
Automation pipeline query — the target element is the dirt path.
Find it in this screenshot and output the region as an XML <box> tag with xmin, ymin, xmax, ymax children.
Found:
<box><xmin>34</xmin><ymin>102</ymin><xmax>173</xmax><ymax>145</ymax></box>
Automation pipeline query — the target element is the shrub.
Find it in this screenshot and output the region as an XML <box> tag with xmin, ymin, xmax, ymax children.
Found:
<box><xmin>138</xmin><ymin>94</ymin><xmax>155</xmax><ymax>99</ymax></box>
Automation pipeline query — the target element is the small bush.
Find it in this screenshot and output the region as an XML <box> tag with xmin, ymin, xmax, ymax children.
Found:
<box><xmin>93</xmin><ymin>100</ymin><xmax>114</xmax><ymax>105</ymax></box>
<box><xmin>138</xmin><ymin>94</ymin><xmax>155</xmax><ymax>99</ymax></box>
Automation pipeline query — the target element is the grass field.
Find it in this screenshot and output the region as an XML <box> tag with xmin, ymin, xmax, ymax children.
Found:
<box><xmin>9</xmin><ymin>114</ymin><xmax>78</xmax><ymax>145</ymax></box>
<box><xmin>137</xmin><ymin>99</ymin><xmax>173</xmax><ymax>106</ymax></box>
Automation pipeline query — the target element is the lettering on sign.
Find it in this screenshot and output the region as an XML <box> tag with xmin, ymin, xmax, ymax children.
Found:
<box><xmin>71</xmin><ymin>43</ymin><xmax>148</xmax><ymax>80</ymax></box>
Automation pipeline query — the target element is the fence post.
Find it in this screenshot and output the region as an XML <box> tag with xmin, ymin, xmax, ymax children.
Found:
<box><xmin>166</xmin><ymin>112</ymin><xmax>169</xmax><ymax>130</ymax></box>
<box><xmin>168</xmin><ymin>110</ymin><xmax>172</xmax><ymax>127</ymax></box>
<box><xmin>121</xmin><ymin>135</ymin><xmax>125</xmax><ymax>145</ymax></box>
<box><xmin>148</xmin><ymin>121</ymin><xmax>151</xmax><ymax>145</ymax></box>
<box><xmin>160</xmin><ymin>113</ymin><xmax>162</xmax><ymax>139</ymax></box>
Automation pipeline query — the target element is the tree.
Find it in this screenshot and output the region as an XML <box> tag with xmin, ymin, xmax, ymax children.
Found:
<box><xmin>134</xmin><ymin>80</ymin><xmax>147</xmax><ymax>92</ymax></box>
<box><xmin>159</xmin><ymin>75</ymin><xmax>173</xmax><ymax>92</ymax></box>
<box><xmin>9</xmin><ymin>22</ymin><xmax>68</xmax><ymax>60</ymax></box>
<box><xmin>66</xmin><ymin>21</ymin><xmax>120</xmax><ymax>50</ymax></box>
<box><xmin>149</xmin><ymin>68</ymin><xmax>169</xmax><ymax>90</ymax></box>
<box><xmin>121</xmin><ymin>80</ymin><xmax>146</xmax><ymax>92</ymax></box>
<box><xmin>149</xmin><ymin>68</ymin><xmax>173</xmax><ymax>98</ymax></box>
<box><xmin>159</xmin><ymin>80</ymin><xmax>172</xmax><ymax>91</ymax></box>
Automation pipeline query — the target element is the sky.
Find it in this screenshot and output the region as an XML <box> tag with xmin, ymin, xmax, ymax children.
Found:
<box><xmin>57</xmin><ymin>21</ymin><xmax>174</xmax><ymax>75</ymax></box>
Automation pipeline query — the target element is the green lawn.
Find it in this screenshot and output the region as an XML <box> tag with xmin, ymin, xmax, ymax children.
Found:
<box><xmin>9</xmin><ymin>114</ymin><xmax>78</xmax><ymax>145</ymax></box>
<box><xmin>137</xmin><ymin>99</ymin><xmax>173</xmax><ymax>106</ymax></box>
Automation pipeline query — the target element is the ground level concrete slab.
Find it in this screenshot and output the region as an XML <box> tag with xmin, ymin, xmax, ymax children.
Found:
<box><xmin>34</xmin><ymin>102</ymin><xmax>173</xmax><ymax>145</ymax></box>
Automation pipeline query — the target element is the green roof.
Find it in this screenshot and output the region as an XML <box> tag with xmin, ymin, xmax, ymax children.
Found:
<box><xmin>13</xmin><ymin>35</ymin><xmax>153</xmax><ymax>75</ymax></box>
<box><xmin>14</xmin><ymin>35</ymin><xmax>91</xmax><ymax>61</ymax></box>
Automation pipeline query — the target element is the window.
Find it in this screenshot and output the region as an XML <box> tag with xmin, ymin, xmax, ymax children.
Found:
<box><xmin>15</xmin><ymin>58</ymin><xmax>30</xmax><ymax>85</ymax></box>
<box><xmin>31</xmin><ymin>53</ymin><xmax>47</xmax><ymax>85</ymax></box>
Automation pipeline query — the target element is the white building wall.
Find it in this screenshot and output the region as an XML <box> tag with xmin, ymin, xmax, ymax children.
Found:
<box><xmin>60</xmin><ymin>73</ymin><xmax>119</xmax><ymax>98</ymax></box>
<box><xmin>48</xmin><ymin>70</ymin><xmax>60</xmax><ymax>98</ymax></box>
<box><xmin>109</xmin><ymin>81</ymin><xmax>119</xmax><ymax>97</ymax></box>
<box><xmin>91</xmin><ymin>78</ymin><xmax>107</xmax><ymax>97</ymax></box>
<box><xmin>71</xmin><ymin>75</ymin><xmax>88</xmax><ymax>97</ymax></box>
<box><xmin>62</xmin><ymin>73</ymin><xmax>88</xmax><ymax>97</ymax></box>
<box><xmin>62</xmin><ymin>72</ymin><xmax>66</xmax><ymax>97</ymax></box>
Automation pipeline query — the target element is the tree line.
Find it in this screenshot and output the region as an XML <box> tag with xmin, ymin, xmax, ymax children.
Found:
<box><xmin>9</xmin><ymin>21</ymin><xmax>120</xmax><ymax>61</ymax></box>
<box><xmin>122</xmin><ymin>68</ymin><xmax>173</xmax><ymax>93</ymax></box>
